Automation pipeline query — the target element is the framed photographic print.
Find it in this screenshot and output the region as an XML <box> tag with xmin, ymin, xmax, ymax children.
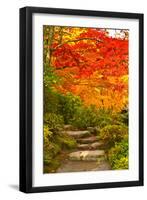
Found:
<box><xmin>19</xmin><ymin>6</ymin><xmax>144</xmax><ymax>193</ymax></box>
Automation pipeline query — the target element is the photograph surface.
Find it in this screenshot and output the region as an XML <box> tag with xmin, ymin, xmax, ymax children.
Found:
<box><xmin>43</xmin><ymin>25</ymin><xmax>129</xmax><ymax>174</ymax></box>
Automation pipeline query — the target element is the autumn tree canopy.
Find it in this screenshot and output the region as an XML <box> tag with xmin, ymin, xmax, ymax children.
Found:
<box><xmin>43</xmin><ymin>26</ymin><xmax>129</xmax><ymax>112</ymax></box>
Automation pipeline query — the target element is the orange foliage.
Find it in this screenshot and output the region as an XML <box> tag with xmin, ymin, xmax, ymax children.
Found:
<box><xmin>46</xmin><ymin>26</ymin><xmax>129</xmax><ymax>111</ymax></box>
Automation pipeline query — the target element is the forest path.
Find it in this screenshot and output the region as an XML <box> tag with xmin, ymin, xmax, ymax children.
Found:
<box><xmin>57</xmin><ymin>126</ymin><xmax>111</xmax><ymax>172</ymax></box>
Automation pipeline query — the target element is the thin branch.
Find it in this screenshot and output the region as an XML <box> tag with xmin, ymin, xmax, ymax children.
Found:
<box><xmin>51</xmin><ymin>38</ymin><xmax>102</xmax><ymax>51</ymax></box>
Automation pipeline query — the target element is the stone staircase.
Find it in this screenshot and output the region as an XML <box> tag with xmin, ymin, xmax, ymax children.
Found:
<box><xmin>57</xmin><ymin>126</ymin><xmax>111</xmax><ymax>172</ymax></box>
<box><xmin>66</xmin><ymin>130</ymin><xmax>105</xmax><ymax>161</ymax></box>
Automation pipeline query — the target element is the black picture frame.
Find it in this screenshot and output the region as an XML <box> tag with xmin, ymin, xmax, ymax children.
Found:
<box><xmin>19</xmin><ymin>6</ymin><xmax>144</xmax><ymax>193</ymax></box>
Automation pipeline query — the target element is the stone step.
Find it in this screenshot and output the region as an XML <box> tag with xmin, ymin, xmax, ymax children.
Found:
<box><xmin>77</xmin><ymin>136</ymin><xmax>98</xmax><ymax>144</ymax></box>
<box><xmin>77</xmin><ymin>144</ymin><xmax>92</xmax><ymax>150</ymax></box>
<box><xmin>87</xmin><ymin>127</ymin><xmax>100</xmax><ymax>134</ymax></box>
<box><xmin>63</xmin><ymin>124</ymin><xmax>74</xmax><ymax>131</ymax></box>
<box><xmin>65</xmin><ymin>130</ymin><xmax>91</xmax><ymax>138</ymax></box>
<box><xmin>69</xmin><ymin>150</ymin><xmax>105</xmax><ymax>161</ymax></box>
<box><xmin>56</xmin><ymin>160</ymin><xmax>110</xmax><ymax>172</ymax></box>
<box><xmin>77</xmin><ymin>142</ymin><xmax>103</xmax><ymax>150</ymax></box>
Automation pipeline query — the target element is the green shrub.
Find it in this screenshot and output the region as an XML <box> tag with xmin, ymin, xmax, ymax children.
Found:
<box><xmin>43</xmin><ymin>142</ymin><xmax>61</xmax><ymax>165</ymax></box>
<box><xmin>43</xmin><ymin>125</ymin><xmax>61</xmax><ymax>165</ymax></box>
<box><xmin>112</xmin><ymin>110</ymin><xmax>128</xmax><ymax>125</ymax></box>
<box><xmin>98</xmin><ymin>124</ymin><xmax>128</xmax><ymax>148</ymax></box>
<box><xmin>44</xmin><ymin>124</ymin><xmax>53</xmax><ymax>140</ymax></box>
<box><xmin>95</xmin><ymin>109</ymin><xmax>113</xmax><ymax>128</ymax></box>
<box><xmin>56</xmin><ymin>133</ymin><xmax>77</xmax><ymax>149</ymax></box>
<box><xmin>58</xmin><ymin>93</ymin><xmax>82</xmax><ymax>124</ymax></box>
<box><xmin>120</xmin><ymin>112</ymin><xmax>128</xmax><ymax>125</ymax></box>
<box><xmin>108</xmin><ymin>138</ymin><xmax>128</xmax><ymax>170</ymax></box>
<box><xmin>112</xmin><ymin>157</ymin><xmax>128</xmax><ymax>169</ymax></box>
<box><xmin>44</xmin><ymin>88</ymin><xmax>58</xmax><ymax>114</ymax></box>
<box><xmin>70</xmin><ymin>106</ymin><xmax>114</xmax><ymax>129</ymax></box>
<box><xmin>44</xmin><ymin>113</ymin><xmax>64</xmax><ymax>131</ymax></box>
<box><xmin>43</xmin><ymin>124</ymin><xmax>77</xmax><ymax>172</ymax></box>
<box><xmin>44</xmin><ymin>90</ymin><xmax>82</xmax><ymax>124</ymax></box>
<box><xmin>70</xmin><ymin>105</ymin><xmax>98</xmax><ymax>129</ymax></box>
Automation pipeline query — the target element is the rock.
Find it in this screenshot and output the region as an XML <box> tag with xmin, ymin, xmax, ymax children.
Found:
<box><xmin>90</xmin><ymin>142</ymin><xmax>103</xmax><ymax>149</ymax></box>
<box><xmin>69</xmin><ymin>150</ymin><xmax>105</xmax><ymax>161</ymax></box>
<box><xmin>77</xmin><ymin>142</ymin><xmax>103</xmax><ymax>150</ymax></box>
<box><xmin>77</xmin><ymin>144</ymin><xmax>91</xmax><ymax>150</ymax></box>
<box><xmin>77</xmin><ymin>136</ymin><xmax>98</xmax><ymax>144</ymax></box>
<box><xmin>87</xmin><ymin>127</ymin><xmax>100</xmax><ymax>134</ymax></box>
<box><xmin>87</xmin><ymin>127</ymin><xmax>94</xmax><ymax>132</ymax></box>
<box><xmin>63</xmin><ymin>125</ymin><xmax>74</xmax><ymax>131</ymax></box>
<box><xmin>65</xmin><ymin>130</ymin><xmax>91</xmax><ymax>138</ymax></box>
